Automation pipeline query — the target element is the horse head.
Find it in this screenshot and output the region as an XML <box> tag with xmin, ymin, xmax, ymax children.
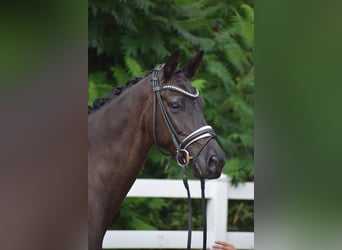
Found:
<box><xmin>150</xmin><ymin>50</ymin><xmax>226</xmax><ymax>179</ymax></box>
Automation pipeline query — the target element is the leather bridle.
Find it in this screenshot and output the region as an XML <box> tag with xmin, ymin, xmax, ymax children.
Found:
<box><xmin>151</xmin><ymin>64</ymin><xmax>217</xmax><ymax>250</ymax></box>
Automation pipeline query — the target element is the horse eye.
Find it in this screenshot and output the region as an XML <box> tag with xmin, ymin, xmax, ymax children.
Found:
<box><xmin>169</xmin><ymin>102</ymin><xmax>182</xmax><ymax>110</ymax></box>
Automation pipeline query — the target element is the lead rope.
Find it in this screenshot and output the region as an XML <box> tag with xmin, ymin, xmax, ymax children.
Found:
<box><xmin>182</xmin><ymin>175</ymin><xmax>207</xmax><ymax>250</ymax></box>
<box><xmin>181</xmin><ymin>166</ymin><xmax>192</xmax><ymax>250</ymax></box>
<box><xmin>182</xmin><ymin>165</ymin><xmax>207</xmax><ymax>250</ymax></box>
<box><xmin>201</xmin><ymin>179</ymin><xmax>207</xmax><ymax>250</ymax></box>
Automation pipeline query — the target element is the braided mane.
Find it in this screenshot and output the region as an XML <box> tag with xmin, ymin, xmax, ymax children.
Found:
<box><xmin>88</xmin><ymin>75</ymin><xmax>145</xmax><ymax>114</ymax></box>
<box><xmin>88</xmin><ymin>68</ymin><xmax>184</xmax><ymax>114</ymax></box>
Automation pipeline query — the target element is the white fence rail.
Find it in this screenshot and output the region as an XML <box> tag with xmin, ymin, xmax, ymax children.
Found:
<box><xmin>103</xmin><ymin>174</ymin><xmax>254</xmax><ymax>249</ymax></box>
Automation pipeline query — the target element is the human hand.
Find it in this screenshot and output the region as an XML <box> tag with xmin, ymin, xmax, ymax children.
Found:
<box><xmin>212</xmin><ymin>240</ymin><xmax>237</xmax><ymax>250</ymax></box>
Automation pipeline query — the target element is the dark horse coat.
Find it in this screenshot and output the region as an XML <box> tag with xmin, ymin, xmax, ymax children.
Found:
<box><xmin>88</xmin><ymin>51</ymin><xmax>225</xmax><ymax>250</ymax></box>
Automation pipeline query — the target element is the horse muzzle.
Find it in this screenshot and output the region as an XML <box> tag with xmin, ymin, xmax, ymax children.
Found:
<box><xmin>192</xmin><ymin>146</ymin><xmax>226</xmax><ymax>179</ymax></box>
<box><xmin>175</xmin><ymin>125</ymin><xmax>226</xmax><ymax>179</ymax></box>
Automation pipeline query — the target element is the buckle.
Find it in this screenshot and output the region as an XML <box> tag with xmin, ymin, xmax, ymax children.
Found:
<box><xmin>152</xmin><ymin>86</ymin><xmax>163</xmax><ymax>92</ymax></box>
<box><xmin>176</xmin><ymin>149</ymin><xmax>193</xmax><ymax>167</ymax></box>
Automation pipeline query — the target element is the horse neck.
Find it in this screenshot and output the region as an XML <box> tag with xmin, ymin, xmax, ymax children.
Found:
<box><xmin>88</xmin><ymin>77</ymin><xmax>154</xmax><ymax>208</ymax></box>
<box><xmin>91</xmin><ymin>78</ymin><xmax>154</xmax><ymax>165</ymax></box>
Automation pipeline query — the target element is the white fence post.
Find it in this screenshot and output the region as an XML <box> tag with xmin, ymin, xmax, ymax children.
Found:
<box><xmin>206</xmin><ymin>174</ymin><xmax>229</xmax><ymax>247</ymax></box>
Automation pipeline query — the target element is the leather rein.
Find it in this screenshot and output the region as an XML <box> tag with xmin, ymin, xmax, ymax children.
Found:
<box><xmin>151</xmin><ymin>64</ymin><xmax>217</xmax><ymax>250</ymax></box>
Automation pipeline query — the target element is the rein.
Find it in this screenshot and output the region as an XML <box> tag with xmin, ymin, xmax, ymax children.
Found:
<box><xmin>151</xmin><ymin>64</ymin><xmax>216</xmax><ymax>250</ymax></box>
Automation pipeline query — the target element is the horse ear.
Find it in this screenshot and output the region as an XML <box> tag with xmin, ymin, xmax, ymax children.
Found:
<box><xmin>161</xmin><ymin>50</ymin><xmax>181</xmax><ymax>82</ymax></box>
<box><xmin>181</xmin><ymin>50</ymin><xmax>204</xmax><ymax>78</ymax></box>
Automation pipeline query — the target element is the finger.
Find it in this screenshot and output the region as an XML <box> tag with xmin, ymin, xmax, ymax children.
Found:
<box><xmin>214</xmin><ymin>241</ymin><xmax>236</xmax><ymax>250</ymax></box>
<box><xmin>215</xmin><ymin>240</ymin><xmax>230</xmax><ymax>246</ymax></box>
<box><xmin>212</xmin><ymin>245</ymin><xmax>223</xmax><ymax>250</ymax></box>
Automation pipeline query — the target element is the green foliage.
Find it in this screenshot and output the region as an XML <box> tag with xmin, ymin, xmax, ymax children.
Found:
<box><xmin>124</xmin><ymin>55</ymin><xmax>144</xmax><ymax>77</ymax></box>
<box><xmin>110</xmin><ymin>198</ymin><xmax>204</xmax><ymax>231</ymax></box>
<box><xmin>228</xmin><ymin>200</ymin><xmax>254</xmax><ymax>232</ymax></box>
<box><xmin>88</xmin><ymin>71</ymin><xmax>112</xmax><ymax>105</ymax></box>
<box><xmin>89</xmin><ymin>0</ymin><xmax>254</xmax><ymax>238</ymax></box>
<box><xmin>110</xmin><ymin>198</ymin><xmax>164</xmax><ymax>230</ymax></box>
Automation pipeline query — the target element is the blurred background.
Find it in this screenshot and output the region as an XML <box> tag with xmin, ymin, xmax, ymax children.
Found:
<box><xmin>2</xmin><ymin>0</ymin><xmax>341</xmax><ymax>249</ymax></box>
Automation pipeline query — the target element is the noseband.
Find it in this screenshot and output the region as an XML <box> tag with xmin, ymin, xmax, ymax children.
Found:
<box><xmin>151</xmin><ymin>64</ymin><xmax>217</xmax><ymax>250</ymax></box>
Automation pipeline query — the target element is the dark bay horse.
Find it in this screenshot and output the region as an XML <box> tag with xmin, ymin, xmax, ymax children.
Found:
<box><xmin>88</xmin><ymin>51</ymin><xmax>226</xmax><ymax>250</ymax></box>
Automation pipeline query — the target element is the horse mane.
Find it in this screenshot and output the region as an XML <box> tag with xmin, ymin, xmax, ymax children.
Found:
<box><xmin>88</xmin><ymin>69</ymin><xmax>153</xmax><ymax>114</ymax></box>
<box><xmin>88</xmin><ymin>68</ymin><xmax>184</xmax><ymax>114</ymax></box>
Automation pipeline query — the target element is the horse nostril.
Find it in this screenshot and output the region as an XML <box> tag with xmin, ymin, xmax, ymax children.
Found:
<box><xmin>208</xmin><ymin>155</ymin><xmax>219</xmax><ymax>168</ymax></box>
<box><xmin>206</xmin><ymin>153</ymin><xmax>224</xmax><ymax>178</ymax></box>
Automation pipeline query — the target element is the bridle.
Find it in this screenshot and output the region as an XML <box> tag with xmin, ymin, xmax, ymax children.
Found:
<box><xmin>151</xmin><ymin>64</ymin><xmax>217</xmax><ymax>250</ymax></box>
<box><xmin>151</xmin><ymin>64</ymin><xmax>217</xmax><ymax>169</ymax></box>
